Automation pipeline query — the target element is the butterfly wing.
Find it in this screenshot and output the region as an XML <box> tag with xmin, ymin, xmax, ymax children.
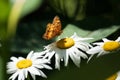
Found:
<box><xmin>43</xmin><ymin>23</ymin><xmax>53</xmax><ymax>40</ymax></box>
<box><xmin>53</xmin><ymin>16</ymin><xmax>62</xmax><ymax>35</ymax></box>
<box><xmin>43</xmin><ymin>16</ymin><xmax>62</xmax><ymax>40</ymax></box>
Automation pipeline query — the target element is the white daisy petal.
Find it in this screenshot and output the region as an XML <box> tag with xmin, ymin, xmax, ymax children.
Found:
<box><xmin>71</xmin><ymin>32</ymin><xmax>77</xmax><ymax>38</ymax></box>
<box><xmin>39</xmin><ymin>70</ymin><xmax>47</xmax><ymax>78</ymax></box>
<box><xmin>116</xmin><ymin>36</ymin><xmax>120</xmax><ymax>42</ymax></box>
<box><xmin>87</xmin><ymin>54</ymin><xmax>94</xmax><ymax>63</ymax></box>
<box><xmin>47</xmin><ymin>51</ymin><xmax>55</xmax><ymax>60</ymax></box>
<box><xmin>9</xmin><ymin>71</ymin><xmax>19</xmax><ymax>80</ymax></box>
<box><xmin>55</xmin><ymin>54</ymin><xmax>61</xmax><ymax>70</ymax></box>
<box><xmin>28</xmin><ymin>67</ymin><xmax>41</xmax><ymax>76</ymax></box>
<box><xmin>7</xmin><ymin>68</ymin><xmax>17</xmax><ymax>74</ymax></box>
<box><xmin>77</xmin><ymin>38</ymin><xmax>93</xmax><ymax>41</ymax></box>
<box><xmin>23</xmin><ymin>70</ymin><xmax>27</xmax><ymax>80</ymax></box>
<box><xmin>71</xmin><ymin>33</ymin><xmax>93</xmax><ymax>41</ymax></box>
<box><xmin>30</xmin><ymin>74</ymin><xmax>36</xmax><ymax>80</ymax></box>
<box><xmin>116</xmin><ymin>71</ymin><xmax>120</xmax><ymax>80</ymax></box>
<box><xmin>76</xmin><ymin>50</ymin><xmax>88</xmax><ymax>59</ymax></box>
<box><xmin>18</xmin><ymin>70</ymin><xmax>25</xmax><ymax>80</ymax></box>
<box><xmin>102</xmin><ymin>38</ymin><xmax>110</xmax><ymax>42</ymax></box>
<box><xmin>33</xmin><ymin>64</ymin><xmax>44</xmax><ymax>69</ymax></box>
<box><xmin>64</xmin><ymin>52</ymin><xmax>69</xmax><ymax>66</ymax></box>
<box><xmin>43</xmin><ymin>51</ymin><xmax>55</xmax><ymax>60</ymax></box>
<box><xmin>41</xmin><ymin>64</ymin><xmax>52</xmax><ymax>70</ymax></box>
<box><xmin>35</xmin><ymin>59</ymin><xmax>50</xmax><ymax>64</ymax></box>
<box><xmin>34</xmin><ymin>51</ymin><xmax>46</xmax><ymax>56</ymax></box>
<box><xmin>87</xmin><ymin>46</ymin><xmax>102</xmax><ymax>54</ymax></box>
<box><xmin>69</xmin><ymin>52</ymin><xmax>80</xmax><ymax>67</ymax></box>
<box><xmin>27</xmin><ymin>51</ymin><xmax>34</xmax><ymax>59</ymax></box>
<box><xmin>76</xmin><ymin>43</ymin><xmax>89</xmax><ymax>51</ymax></box>
<box><xmin>18</xmin><ymin>57</ymin><xmax>24</xmax><ymax>60</ymax></box>
<box><xmin>10</xmin><ymin>57</ymin><xmax>18</xmax><ymax>61</ymax></box>
<box><xmin>97</xmin><ymin>51</ymin><xmax>108</xmax><ymax>57</ymax></box>
<box><xmin>93</xmin><ymin>42</ymin><xmax>104</xmax><ymax>45</ymax></box>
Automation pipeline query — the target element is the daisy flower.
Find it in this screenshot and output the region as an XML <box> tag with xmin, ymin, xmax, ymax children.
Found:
<box><xmin>43</xmin><ymin>33</ymin><xmax>92</xmax><ymax>70</ymax></box>
<box><xmin>87</xmin><ymin>37</ymin><xmax>120</xmax><ymax>57</ymax></box>
<box><xmin>7</xmin><ymin>51</ymin><xmax>52</xmax><ymax>80</ymax></box>
<box><xmin>106</xmin><ymin>71</ymin><xmax>120</xmax><ymax>80</ymax></box>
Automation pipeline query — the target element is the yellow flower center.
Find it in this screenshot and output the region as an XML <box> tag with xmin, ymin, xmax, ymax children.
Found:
<box><xmin>106</xmin><ymin>73</ymin><xmax>117</xmax><ymax>80</ymax></box>
<box><xmin>103</xmin><ymin>41</ymin><xmax>120</xmax><ymax>51</ymax></box>
<box><xmin>16</xmin><ymin>59</ymin><xmax>32</xmax><ymax>69</ymax></box>
<box><xmin>56</xmin><ymin>38</ymin><xmax>75</xmax><ymax>49</ymax></box>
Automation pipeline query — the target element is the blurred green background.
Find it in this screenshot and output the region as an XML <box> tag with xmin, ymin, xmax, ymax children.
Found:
<box><xmin>0</xmin><ymin>0</ymin><xmax>120</xmax><ymax>80</ymax></box>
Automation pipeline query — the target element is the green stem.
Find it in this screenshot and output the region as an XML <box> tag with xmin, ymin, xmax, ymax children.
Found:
<box><xmin>0</xmin><ymin>40</ymin><xmax>10</xmax><ymax>80</ymax></box>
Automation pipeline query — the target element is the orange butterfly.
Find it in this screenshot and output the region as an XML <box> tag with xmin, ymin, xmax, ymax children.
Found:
<box><xmin>43</xmin><ymin>16</ymin><xmax>62</xmax><ymax>40</ymax></box>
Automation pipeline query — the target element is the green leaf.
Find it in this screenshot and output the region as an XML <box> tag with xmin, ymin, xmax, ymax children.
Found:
<box><xmin>21</xmin><ymin>0</ymin><xmax>43</xmax><ymax>17</ymax></box>
<box><xmin>57</xmin><ymin>24</ymin><xmax>120</xmax><ymax>43</ymax></box>
<box><xmin>56</xmin><ymin>24</ymin><xmax>91</xmax><ymax>39</ymax></box>
<box><xmin>86</xmin><ymin>26</ymin><xmax>120</xmax><ymax>42</ymax></box>
<box><xmin>10</xmin><ymin>0</ymin><xmax>43</xmax><ymax>17</ymax></box>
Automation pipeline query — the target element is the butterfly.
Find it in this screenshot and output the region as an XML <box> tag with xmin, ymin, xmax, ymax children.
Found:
<box><xmin>43</xmin><ymin>16</ymin><xmax>62</xmax><ymax>40</ymax></box>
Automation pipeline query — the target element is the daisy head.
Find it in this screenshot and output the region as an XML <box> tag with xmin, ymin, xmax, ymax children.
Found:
<box><xmin>87</xmin><ymin>37</ymin><xmax>120</xmax><ymax>57</ymax></box>
<box><xmin>7</xmin><ymin>51</ymin><xmax>52</xmax><ymax>80</ymax></box>
<box><xmin>106</xmin><ymin>71</ymin><xmax>120</xmax><ymax>80</ymax></box>
<box><xmin>43</xmin><ymin>33</ymin><xmax>92</xmax><ymax>70</ymax></box>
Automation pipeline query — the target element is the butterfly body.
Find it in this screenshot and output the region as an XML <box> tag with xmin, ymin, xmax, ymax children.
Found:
<box><xmin>43</xmin><ymin>16</ymin><xmax>62</xmax><ymax>40</ymax></box>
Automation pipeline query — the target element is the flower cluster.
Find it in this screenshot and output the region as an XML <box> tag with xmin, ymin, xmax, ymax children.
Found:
<box><xmin>7</xmin><ymin>33</ymin><xmax>120</xmax><ymax>80</ymax></box>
